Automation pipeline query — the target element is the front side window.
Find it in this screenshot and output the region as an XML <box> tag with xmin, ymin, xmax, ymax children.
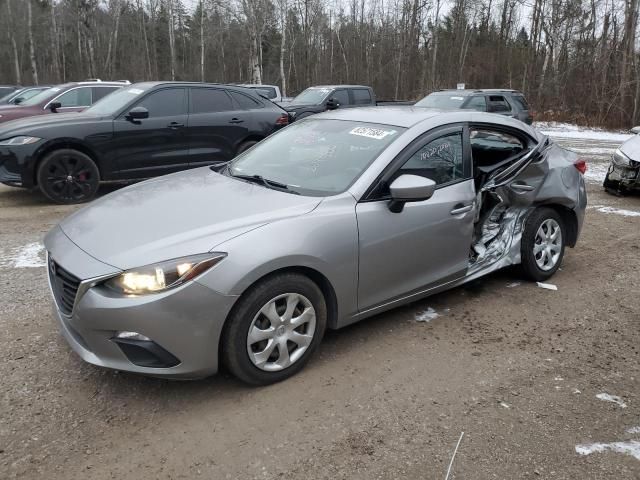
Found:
<box><xmin>395</xmin><ymin>133</ymin><xmax>465</xmax><ymax>186</ymax></box>
<box><xmin>135</xmin><ymin>88</ymin><xmax>186</xmax><ymax>117</ymax></box>
<box><xmin>331</xmin><ymin>90</ymin><xmax>350</xmax><ymax>106</ymax></box>
<box><xmin>228</xmin><ymin>119</ymin><xmax>405</xmax><ymax>196</ymax></box>
<box><xmin>56</xmin><ymin>87</ymin><xmax>92</xmax><ymax>107</ymax></box>
<box><xmin>464</xmin><ymin>96</ymin><xmax>487</xmax><ymax>112</ymax></box>
<box><xmin>190</xmin><ymin>88</ymin><xmax>233</xmax><ymax>113</ymax></box>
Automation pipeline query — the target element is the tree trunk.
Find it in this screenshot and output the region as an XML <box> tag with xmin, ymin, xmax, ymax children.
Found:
<box><xmin>168</xmin><ymin>0</ymin><xmax>176</xmax><ymax>80</ymax></box>
<box><xmin>278</xmin><ymin>0</ymin><xmax>287</xmax><ymax>96</ymax></box>
<box><xmin>200</xmin><ymin>0</ymin><xmax>205</xmax><ymax>82</ymax></box>
<box><xmin>27</xmin><ymin>0</ymin><xmax>39</xmax><ymax>84</ymax></box>
<box><xmin>5</xmin><ymin>0</ymin><xmax>21</xmax><ymax>84</ymax></box>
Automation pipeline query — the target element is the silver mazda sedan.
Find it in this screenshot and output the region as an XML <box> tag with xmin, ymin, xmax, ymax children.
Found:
<box><xmin>44</xmin><ymin>108</ymin><xmax>587</xmax><ymax>385</ymax></box>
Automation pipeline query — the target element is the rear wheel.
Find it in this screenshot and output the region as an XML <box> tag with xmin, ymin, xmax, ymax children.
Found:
<box><xmin>222</xmin><ymin>273</ymin><xmax>327</xmax><ymax>385</ymax></box>
<box><xmin>520</xmin><ymin>207</ymin><xmax>565</xmax><ymax>281</ymax></box>
<box><xmin>37</xmin><ymin>149</ymin><xmax>100</xmax><ymax>204</ymax></box>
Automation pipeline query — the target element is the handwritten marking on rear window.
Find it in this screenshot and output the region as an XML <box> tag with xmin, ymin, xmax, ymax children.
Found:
<box><xmin>349</xmin><ymin>127</ymin><xmax>396</xmax><ymax>140</ymax></box>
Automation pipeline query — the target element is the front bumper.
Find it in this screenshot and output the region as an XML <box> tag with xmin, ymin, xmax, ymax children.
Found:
<box><xmin>0</xmin><ymin>145</ymin><xmax>38</xmax><ymax>188</ymax></box>
<box><xmin>45</xmin><ymin>227</ymin><xmax>239</xmax><ymax>379</ymax></box>
<box><xmin>604</xmin><ymin>161</ymin><xmax>640</xmax><ymax>192</ymax></box>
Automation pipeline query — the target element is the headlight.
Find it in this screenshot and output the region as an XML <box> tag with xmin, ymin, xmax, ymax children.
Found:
<box><xmin>613</xmin><ymin>148</ymin><xmax>633</xmax><ymax>166</ymax></box>
<box><xmin>0</xmin><ymin>136</ymin><xmax>41</xmax><ymax>146</ymax></box>
<box><xmin>104</xmin><ymin>253</ymin><xmax>226</xmax><ymax>295</ymax></box>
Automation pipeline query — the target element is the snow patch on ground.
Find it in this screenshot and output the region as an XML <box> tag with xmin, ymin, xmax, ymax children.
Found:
<box><xmin>0</xmin><ymin>242</ymin><xmax>46</xmax><ymax>268</ymax></box>
<box><xmin>596</xmin><ymin>393</ymin><xmax>628</xmax><ymax>408</ymax></box>
<box><xmin>535</xmin><ymin>122</ymin><xmax>634</xmax><ymax>142</ymax></box>
<box><xmin>583</xmin><ymin>162</ymin><xmax>610</xmax><ymax>184</ymax></box>
<box><xmin>576</xmin><ymin>440</ymin><xmax>640</xmax><ymax>461</ymax></box>
<box><xmin>589</xmin><ymin>205</ymin><xmax>640</xmax><ymax>218</ymax></box>
<box><xmin>627</xmin><ymin>426</ymin><xmax>640</xmax><ymax>434</ymax></box>
<box><xmin>415</xmin><ymin>307</ymin><xmax>440</xmax><ymax>323</ymax></box>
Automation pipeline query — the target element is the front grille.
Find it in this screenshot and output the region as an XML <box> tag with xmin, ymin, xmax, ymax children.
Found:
<box><xmin>48</xmin><ymin>257</ymin><xmax>81</xmax><ymax>315</ymax></box>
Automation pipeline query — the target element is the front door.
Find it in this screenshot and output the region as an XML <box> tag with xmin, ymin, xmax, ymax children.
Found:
<box><xmin>111</xmin><ymin>87</ymin><xmax>189</xmax><ymax>179</ymax></box>
<box><xmin>356</xmin><ymin>126</ymin><xmax>476</xmax><ymax>311</ymax></box>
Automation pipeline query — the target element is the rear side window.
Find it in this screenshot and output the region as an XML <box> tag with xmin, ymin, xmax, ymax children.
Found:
<box><xmin>470</xmin><ymin>128</ymin><xmax>525</xmax><ymax>167</ymax></box>
<box><xmin>487</xmin><ymin>95</ymin><xmax>511</xmax><ymax>112</ymax></box>
<box><xmin>229</xmin><ymin>91</ymin><xmax>262</xmax><ymax>110</ymax></box>
<box><xmin>136</xmin><ymin>88</ymin><xmax>186</xmax><ymax>117</ymax></box>
<box><xmin>352</xmin><ymin>89</ymin><xmax>372</xmax><ymax>105</ymax></box>
<box><xmin>190</xmin><ymin>88</ymin><xmax>233</xmax><ymax>113</ymax></box>
<box><xmin>92</xmin><ymin>87</ymin><xmax>118</xmax><ymax>103</ymax></box>
<box><xmin>56</xmin><ymin>87</ymin><xmax>92</xmax><ymax>107</ymax></box>
<box><xmin>464</xmin><ymin>96</ymin><xmax>486</xmax><ymax>111</ymax></box>
<box><xmin>511</xmin><ymin>95</ymin><xmax>530</xmax><ymax>110</ymax></box>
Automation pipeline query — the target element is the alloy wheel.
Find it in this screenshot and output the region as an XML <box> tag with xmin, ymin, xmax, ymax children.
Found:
<box><xmin>533</xmin><ymin>218</ymin><xmax>562</xmax><ymax>271</ymax></box>
<box><xmin>44</xmin><ymin>155</ymin><xmax>96</xmax><ymax>202</ymax></box>
<box><xmin>247</xmin><ymin>293</ymin><xmax>316</xmax><ymax>372</ymax></box>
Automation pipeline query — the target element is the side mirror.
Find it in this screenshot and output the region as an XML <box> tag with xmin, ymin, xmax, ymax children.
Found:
<box><xmin>388</xmin><ymin>175</ymin><xmax>436</xmax><ymax>213</ymax></box>
<box><xmin>126</xmin><ymin>106</ymin><xmax>149</xmax><ymax>121</ymax></box>
<box><xmin>13</xmin><ymin>97</ymin><xmax>24</xmax><ymax>105</ymax></box>
<box><xmin>631</xmin><ymin>126</ymin><xmax>640</xmax><ymax>135</ymax></box>
<box><xmin>49</xmin><ymin>101</ymin><xmax>62</xmax><ymax>112</ymax></box>
<box><xmin>326</xmin><ymin>98</ymin><xmax>340</xmax><ymax>110</ymax></box>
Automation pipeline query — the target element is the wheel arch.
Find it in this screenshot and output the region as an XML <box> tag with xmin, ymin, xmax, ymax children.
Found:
<box><xmin>537</xmin><ymin>203</ymin><xmax>578</xmax><ymax>247</ymax></box>
<box><xmin>31</xmin><ymin>139</ymin><xmax>102</xmax><ymax>186</ymax></box>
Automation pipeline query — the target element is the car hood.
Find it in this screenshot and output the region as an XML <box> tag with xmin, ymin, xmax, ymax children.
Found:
<box><xmin>56</xmin><ymin>167</ymin><xmax>322</xmax><ymax>271</ymax></box>
<box><xmin>0</xmin><ymin>112</ymin><xmax>92</xmax><ymax>134</ymax></box>
<box><xmin>283</xmin><ymin>103</ymin><xmax>319</xmax><ymax>112</ymax></box>
<box><xmin>620</xmin><ymin>134</ymin><xmax>640</xmax><ymax>161</ymax></box>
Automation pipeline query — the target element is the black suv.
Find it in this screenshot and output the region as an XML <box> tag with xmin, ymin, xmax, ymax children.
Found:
<box><xmin>0</xmin><ymin>82</ymin><xmax>289</xmax><ymax>203</ymax></box>
<box><xmin>415</xmin><ymin>89</ymin><xmax>533</xmax><ymax>124</ymax></box>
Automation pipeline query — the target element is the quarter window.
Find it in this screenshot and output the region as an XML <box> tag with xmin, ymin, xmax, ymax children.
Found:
<box><xmin>396</xmin><ymin>132</ymin><xmax>465</xmax><ymax>186</ymax></box>
<box><xmin>229</xmin><ymin>91</ymin><xmax>262</xmax><ymax>110</ymax></box>
<box><xmin>55</xmin><ymin>87</ymin><xmax>92</xmax><ymax>107</ymax></box>
<box><xmin>136</xmin><ymin>88</ymin><xmax>186</xmax><ymax>117</ymax></box>
<box><xmin>190</xmin><ymin>88</ymin><xmax>233</xmax><ymax>113</ymax></box>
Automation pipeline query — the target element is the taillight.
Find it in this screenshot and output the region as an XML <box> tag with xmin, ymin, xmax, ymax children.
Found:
<box><xmin>276</xmin><ymin>114</ymin><xmax>289</xmax><ymax>126</ymax></box>
<box><xmin>574</xmin><ymin>158</ymin><xmax>587</xmax><ymax>174</ymax></box>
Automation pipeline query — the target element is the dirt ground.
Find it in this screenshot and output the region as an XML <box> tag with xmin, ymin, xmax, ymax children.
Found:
<box><xmin>1</xmin><ymin>137</ymin><xmax>639</xmax><ymax>479</ymax></box>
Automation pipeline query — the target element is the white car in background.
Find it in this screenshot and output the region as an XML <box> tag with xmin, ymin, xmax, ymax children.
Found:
<box><xmin>239</xmin><ymin>84</ymin><xmax>291</xmax><ymax>104</ymax></box>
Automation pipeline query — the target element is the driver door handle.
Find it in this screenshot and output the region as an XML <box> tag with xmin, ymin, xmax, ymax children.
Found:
<box><xmin>229</xmin><ymin>118</ymin><xmax>244</xmax><ymax>124</ymax></box>
<box><xmin>167</xmin><ymin>122</ymin><xmax>184</xmax><ymax>129</ymax></box>
<box><xmin>450</xmin><ymin>203</ymin><xmax>474</xmax><ymax>215</ymax></box>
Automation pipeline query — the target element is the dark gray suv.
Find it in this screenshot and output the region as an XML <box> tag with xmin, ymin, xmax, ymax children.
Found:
<box><xmin>415</xmin><ymin>89</ymin><xmax>533</xmax><ymax>125</ymax></box>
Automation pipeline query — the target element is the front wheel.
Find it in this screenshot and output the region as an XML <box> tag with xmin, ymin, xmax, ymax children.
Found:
<box><xmin>222</xmin><ymin>273</ymin><xmax>327</xmax><ymax>385</ymax></box>
<box><xmin>37</xmin><ymin>149</ymin><xmax>100</xmax><ymax>204</ymax></box>
<box><xmin>519</xmin><ymin>207</ymin><xmax>565</xmax><ymax>281</ymax></box>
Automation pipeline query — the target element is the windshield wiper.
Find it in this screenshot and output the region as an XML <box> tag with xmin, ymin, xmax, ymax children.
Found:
<box><xmin>229</xmin><ymin>172</ymin><xmax>299</xmax><ymax>194</ymax></box>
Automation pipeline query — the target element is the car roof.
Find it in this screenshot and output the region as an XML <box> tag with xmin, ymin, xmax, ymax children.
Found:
<box><xmin>316</xmin><ymin>106</ymin><xmax>541</xmax><ymax>138</ymax></box>
<box><xmin>432</xmin><ymin>89</ymin><xmax>524</xmax><ymax>96</ymax></box>
<box><xmin>307</xmin><ymin>85</ymin><xmax>370</xmax><ymax>89</ymax></box>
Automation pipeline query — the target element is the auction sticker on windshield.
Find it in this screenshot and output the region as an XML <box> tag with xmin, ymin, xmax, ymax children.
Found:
<box><xmin>349</xmin><ymin>127</ymin><xmax>397</xmax><ymax>140</ymax></box>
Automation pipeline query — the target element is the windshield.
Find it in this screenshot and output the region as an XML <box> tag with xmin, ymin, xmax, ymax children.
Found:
<box><xmin>415</xmin><ymin>93</ymin><xmax>468</xmax><ymax>109</ymax></box>
<box><xmin>86</xmin><ymin>84</ymin><xmax>153</xmax><ymax>116</ymax></box>
<box><xmin>290</xmin><ymin>87</ymin><xmax>333</xmax><ymax>105</ymax></box>
<box><xmin>20</xmin><ymin>87</ymin><xmax>62</xmax><ymax>106</ymax></box>
<box><xmin>228</xmin><ymin>119</ymin><xmax>405</xmax><ymax>196</ymax></box>
<box><xmin>10</xmin><ymin>88</ymin><xmax>45</xmax><ymax>103</ymax></box>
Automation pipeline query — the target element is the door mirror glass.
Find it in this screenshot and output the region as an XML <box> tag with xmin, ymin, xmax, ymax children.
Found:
<box><xmin>631</xmin><ymin>126</ymin><xmax>640</xmax><ymax>135</ymax></box>
<box><xmin>388</xmin><ymin>175</ymin><xmax>436</xmax><ymax>212</ymax></box>
<box><xmin>127</xmin><ymin>106</ymin><xmax>149</xmax><ymax>120</ymax></box>
<box><xmin>326</xmin><ymin>98</ymin><xmax>339</xmax><ymax>110</ymax></box>
<box><xmin>49</xmin><ymin>101</ymin><xmax>62</xmax><ymax>112</ymax></box>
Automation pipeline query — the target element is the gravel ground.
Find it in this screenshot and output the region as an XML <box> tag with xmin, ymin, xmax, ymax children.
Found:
<box><xmin>1</xmin><ymin>136</ymin><xmax>639</xmax><ymax>479</ymax></box>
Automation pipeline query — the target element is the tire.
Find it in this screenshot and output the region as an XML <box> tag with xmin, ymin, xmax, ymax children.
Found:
<box><xmin>37</xmin><ymin>149</ymin><xmax>100</xmax><ymax>204</ymax></box>
<box><xmin>236</xmin><ymin>140</ymin><xmax>258</xmax><ymax>156</ymax></box>
<box><xmin>222</xmin><ymin>273</ymin><xmax>327</xmax><ymax>385</ymax></box>
<box><xmin>519</xmin><ymin>207</ymin><xmax>565</xmax><ymax>281</ymax></box>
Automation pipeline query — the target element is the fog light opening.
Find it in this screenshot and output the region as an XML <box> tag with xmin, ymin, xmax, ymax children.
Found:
<box><xmin>115</xmin><ymin>331</ymin><xmax>151</xmax><ymax>342</ymax></box>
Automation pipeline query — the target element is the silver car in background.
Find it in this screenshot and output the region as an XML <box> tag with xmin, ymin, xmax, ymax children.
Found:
<box><xmin>603</xmin><ymin>126</ymin><xmax>640</xmax><ymax>194</ymax></box>
<box><xmin>44</xmin><ymin>108</ymin><xmax>587</xmax><ymax>385</ymax></box>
